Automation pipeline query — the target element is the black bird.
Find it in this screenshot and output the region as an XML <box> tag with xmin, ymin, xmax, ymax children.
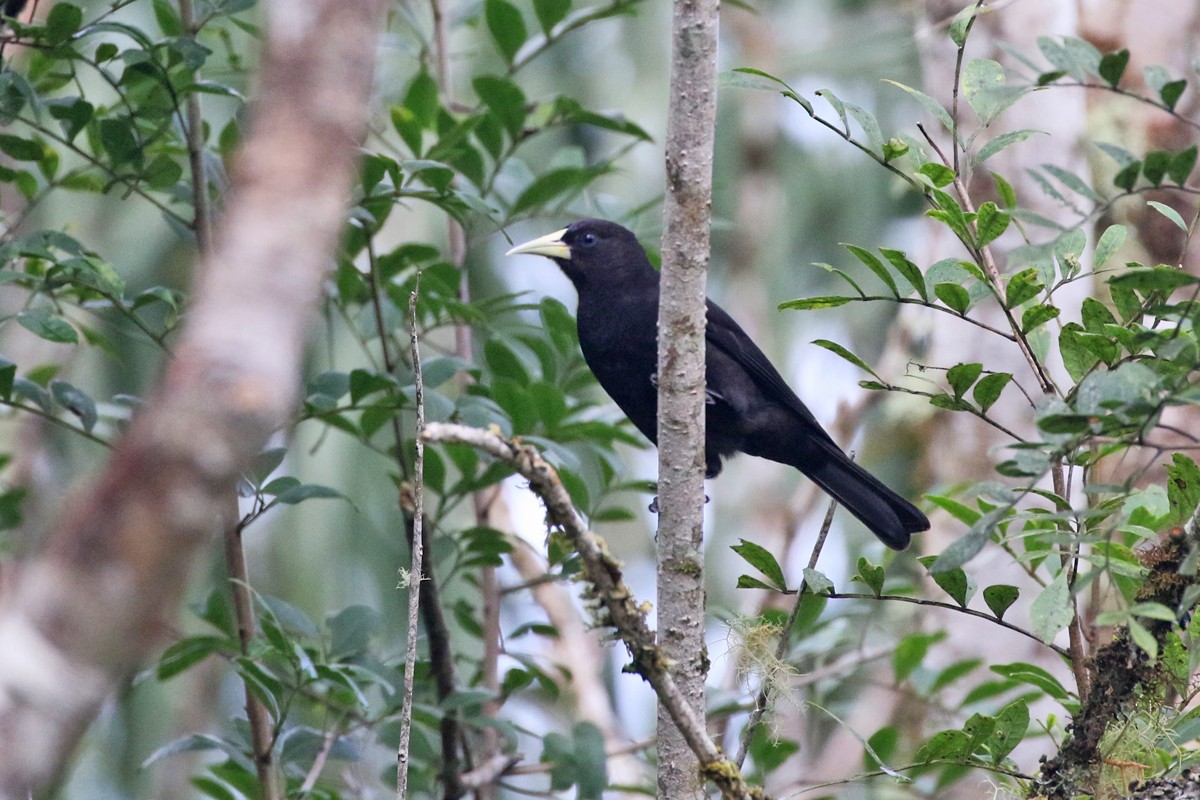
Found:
<box><xmin>506</xmin><ymin>219</ymin><xmax>929</xmax><ymax>550</ymax></box>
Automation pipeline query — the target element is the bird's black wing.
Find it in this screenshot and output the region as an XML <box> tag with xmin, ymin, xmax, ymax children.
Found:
<box><xmin>705</xmin><ymin>300</ymin><xmax>835</xmax><ymax>444</ymax></box>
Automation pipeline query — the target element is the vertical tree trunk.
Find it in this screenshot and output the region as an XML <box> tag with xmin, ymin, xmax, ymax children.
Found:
<box><xmin>657</xmin><ymin>0</ymin><xmax>720</xmax><ymax>796</ymax></box>
<box><xmin>0</xmin><ymin>0</ymin><xmax>384</xmax><ymax>793</ymax></box>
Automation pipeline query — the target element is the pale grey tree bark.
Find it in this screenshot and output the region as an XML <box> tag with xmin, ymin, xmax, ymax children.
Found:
<box><xmin>0</xmin><ymin>0</ymin><xmax>384</xmax><ymax>794</ymax></box>
<box><xmin>657</xmin><ymin>0</ymin><xmax>720</xmax><ymax>797</ymax></box>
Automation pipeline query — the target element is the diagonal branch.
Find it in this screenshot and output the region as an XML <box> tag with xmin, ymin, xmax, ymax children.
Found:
<box><xmin>422</xmin><ymin>422</ymin><xmax>765</xmax><ymax>800</ymax></box>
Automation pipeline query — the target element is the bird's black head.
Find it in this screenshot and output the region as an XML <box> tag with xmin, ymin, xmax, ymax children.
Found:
<box><xmin>506</xmin><ymin>219</ymin><xmax>654</xmax><ymax>288</ymax></box>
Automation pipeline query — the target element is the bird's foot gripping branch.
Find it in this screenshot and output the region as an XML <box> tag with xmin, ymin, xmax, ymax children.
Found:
<box><xmin>420</xmin><ymin>422</ymin><xmax>767</xmax><ymax>800</ymax></box>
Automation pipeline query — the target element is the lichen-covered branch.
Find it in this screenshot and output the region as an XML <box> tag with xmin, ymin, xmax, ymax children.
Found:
<box><xmin>657</xmin><ymin>0</ymin><xmax>720</xmax><ymax>793</ymax></box>
<box><xmin>421</xmin><ymin>423</ymin><xmax>764</xmax><ymax>800</ymax></box>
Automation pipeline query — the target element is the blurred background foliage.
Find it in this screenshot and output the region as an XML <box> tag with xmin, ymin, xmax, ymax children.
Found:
<box><xmin>4</xmin><ymin>0</ymin><xmax>1200</xmax><ymax>797</ymax></box>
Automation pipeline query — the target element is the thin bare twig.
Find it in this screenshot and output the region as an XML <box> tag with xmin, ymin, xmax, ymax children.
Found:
<box><xmin>397</xmin><ymin>277</ymin><xmax>426</xmax><ymax>798</ymax></box>
<box><xmin>178</xmin><ymin>0</ymin><xmax>212</xmax><ymax>253</ymax></box>
<box><xmin>299</xmin><ymin>724</ymin><xmax>341</xmax><ymax>794</ymax></box>
<box><xmin>823</xmin><ymin>593</ymin><xmax>1070</xmax><ymax>658</ymax></box>
<box><xmin>735</xmin><ymin>494</ymin><xmax>839</xmax><ymax>767</ymax></box>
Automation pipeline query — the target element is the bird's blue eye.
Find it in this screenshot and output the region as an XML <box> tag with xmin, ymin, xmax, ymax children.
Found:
<box><xmin>578</xmin><ymin>232</ymin><xmax>598</xmax><ymax>247</ymax></box>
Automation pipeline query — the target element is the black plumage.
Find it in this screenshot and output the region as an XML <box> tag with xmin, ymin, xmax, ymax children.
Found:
<box><xmin>506</xmin><ymin>219</ymin><xmax>929</xmax><ymax>550</ymax></box>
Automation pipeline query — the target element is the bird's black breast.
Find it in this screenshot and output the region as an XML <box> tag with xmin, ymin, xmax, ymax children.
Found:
<box><xmin>575</xmin><ymin>289</ymin><xmax>660</xmax><ymax>444</ymax></box>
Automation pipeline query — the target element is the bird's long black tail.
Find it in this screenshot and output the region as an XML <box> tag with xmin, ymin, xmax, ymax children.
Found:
<box><xmin>799</xmin><ymin>440</ymin><xmax>928</xmax><ymax>550</ymax></box>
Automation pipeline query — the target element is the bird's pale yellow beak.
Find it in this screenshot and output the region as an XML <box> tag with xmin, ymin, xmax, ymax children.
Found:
<box><xmin>505</xmin><ymin>228</ymin><xmax>570</xmax><ymax>259</ymax></box>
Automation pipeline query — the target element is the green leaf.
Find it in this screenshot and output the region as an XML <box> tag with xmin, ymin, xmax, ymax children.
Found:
<box><xmin>1147</xmin><ymin>200</ymin><xmax>1188</xmax><ymax>232</ymax></box>
<box><xmin>843</xmin><ymin>100</ymin><xmax>883</xmax><ymax>155</ymax></box>
<box><xmin>801</xmin><ymin>568</ymin><xmax>834</xmax><ymax>595</ymax></box>
<box><xmin>98</xmin><ymin>118</ymin><xmax>142</xmax><ymax>166</ymax></box>
<box><xmin>571</xmin><ymin>722</ymin><xmax>608</xmax><ymax>800</ymax></box>
<box><xmin>919</xmin><ymin>556</ymin><xmax>973</xmax><ymax>607</ymax></box>
<box><xmin>1043</xmin><ymin>164</ymin><xmax>1105</xmax><ymax>203</ymax></box>
<box><xmin>989</xmin><ymin>699</ymin><xmax>1029</xmax><ymax>762</ymax></box>
<box><xmin>1109</xmin><ymin>265</ymin><xmax>1197</xmax><ymax>292</ymax></box>
<box><xmin>50</xmin><ymin>380</ymin><xmax>97</xmax><ymax>432</ymax></box>
<box><xmin>736</xmin><ymin>575</ymin><xmax>776</xmax><ymax>591</ymax></box>
<box><xmin>882</xmin><ymin>138</ymin><xmax>908</xmax><ymax>162</ymax></box>
<box><xmin>853</xmin><ymin>556</ymin><xmax>884</xmax><ymax>597</ymax></box>
<box><xmin>917</xmin><ymin>162</ymin><xmax>956</xmax><ymax>188</ymax></box>
<box><xmin>1095</xmin><ymin>141</ymin><xmax>1138</xmax><ymax>167</ymax></box>
<box><xmin>778</xmin><ymin>296</ymin><xmax>854</xmax><ymax>310</ymax></box>
<box><xmin>1098</xmin><ymin>49</ymin><xmax>1129</xmax><ymax>87</ymax></box>
<box><xmin>1166</xmin><ymin>454</ymin><xmax>1200</xmax><ymax>528</ymax></box>
<box><xmin>0</xmin><ymin>357</ymin><xmax>13</xmax><ymax>400</ymax></box>
<box><xmin>273</xmin><ymin>483</ymin><xmax>343</xmax><ymax>505</ymax></box>
<box><xmin>1080</xmin><ymin>296</ymin><xmax>1117</xmax><ymax>333</ymax></box>
<box><xmin>971</xmin><ymin>372</ymin><xmax>1012</xmax><ymax>413</ymax></box>
<box><xmin>152</xmin><ymin>0</ymin><xmax>182</xmax><ymax>35</ymax></box>
<box><xmin>1030</xmin><ymin>569</ymin><xmax>1073</xmax><ymax>644</ymax></box>
<box><xmin>404</xmin><ymin>70</ymin><xmax>440</xmax><ymax>131</ymax></box>
<box><xmin>925</xmin><ymin>494</ymin><xmax>980</xmax><ymax>525</ymax></box>
<box><xmin>1129</xmin><ymin>601</ymin><xmax>1178</xmax><ymax>622</ymax></box>
<box><xmin>726</xmin><ymin>68</ymin><xmax>813</xmax><ymax>114</ymax></box>
<box><xmin>485</xmin><ymin>0</ymin><xmax>527</xmax><ymax>63</ymax></box>
<box><xmin>934</xmin><ymin>282</ymin><xmax>970</xmax><ymax>314</ymax></box>
<box><xmin>157</xmin><ymin>636</ymin><xmax>227</xmax><ymax>680</ymax></box>
<box><xmin>1093</xmin><ymin>224</ymin><xmax>1127</xmax><ymax>268</ymax></box>
<box><xmin>975</xmin><ymin>129</ymin><xmax>1044</xmax><ymax>164</ymax></box>
<box><xmin>810</xmin><ymin>339</ymin><xmax>879</xmax><ymax>379</ymax></box>
<box><xmin>993</xmin><ymin>171</ymin><xmax>1017</xmax><ymax>207</ymax></box>
<box><xmin>1142</xmin><ymin>150</ymin><xmax>1171</xmax><ymax>186</ymax></box>
<box><xmin>990</xmin><ymin>662</ymin><xmax>1070</xmax><ymax>700</ymax></box>
<box><xmin>482</xmin><ymin>338</ymin><xmax>530</xmax><ymax>383</ymax></box>
<box><xmin>880</xmin><ymin>248</ymin><xmax>927</xmax><ymax>301</ymax></box>
<box><xmin>748</xmin><ymin>729</ymin><xmax>800</xmax><ymax>775</ymax></box>
<box><xmin>511</xmin><ymin>166</ymin><xmax>605</xmax><ymax>215</ymax></box>
<box><xmin>1160</xmin><ymin>79</ymin><xmax>1187</xmax><ymax>111</ymax></box>
<box><xmin>883</xmin><ymin>80</ymin><xmax>953</xmax><ymax>131</ymax></box>
<box><xmin>473</xmin><ymin>75</ymin><xmax>527</xmax><ymax>140</ymax></box>
<box><xmin>44</xmin><ymin>2</ymin><xmax>82</xmax><ymax>44</ymax></box>
<box><xmin>1168</xmin><ymin>146</ymin><xmax>1197</xmax><ymax>185</ymax></box>
<box><xmin>47</xmin><ymin>97</ymin><xmax>93</xmax><ymax>141</ymax></box>
<box><xmin>962</xmin><ymin>59</ymin><xmax>1024</xmax><ymax>124</ymax></box>
<box><xmin>843</xmin><ymin>244</ymin><xmax>898</xmax><ymax>297</ymax></box>
<box><xmin>948</xmin><ymin>4</ymin><xmax>977</xmax><ymax>46</ymax></box>
<box><xmin>894</xmin><ymin>631</ymin><xmax>946</xmax><ymax>683</ymax></box>
<box><xmin>1113</xmin><ymin>160</ymin><xmax>1141</xmax><ymax>191</ymax></box>
<box><xmin>17</xmin><ymin>308</ymin><xmax>77</xmax><ymax>344</ymax></box>
<box><xmin>983</xmin><ymin>585</ymin><xmax>1019</xmax><ymax>620</ymax></box>
<box><xmin>931</xmin><ymin>508</ymin><xmax>1005</xmax><ymax>572</ymax></box>
<box><xmin>0</xmin><ymin>133</ymin><xmax>43</xmax><ymax>161</ymax></box>
<box><xmin>532</xmin><ymin>0</ymin><xmax>571</xmax><ymax>32</ymax></box>
<box><xmin>1129</xmin><ymin>619</ymin><xmax>1158</xmax><ymax>661</ymax></box>
<box><xmin>975</xmin><ymin>202</ymin><xmax>1010</xmax><ymax>247</ymax></box>
<box><xmin>816</xmin><ymin>87</ymin><xmax>849</xmax><ymax>132</ymax></box>
<box><xmin>1021</xmin><ymin>304</ymin><xmax>1060</xmax><ymax>334</ymax></box>
<box><xmin>915</xmin><ymin>730</ymin><xmax>970</xmax><ymax>763</ymax></box>
<box><xmin>1005</xmin><ymin>268</ymin><xmax>1043</xmax><ymax>308</ymax></box>
<box><xmin>731</xmin><ymin>539</ymin><xmax>787</xmax><ymax>591</ymax></box>
<box><xmin>946</xmin><ymin>362</ymin><xmax>982</xmax><ymax>399</ymax></box>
